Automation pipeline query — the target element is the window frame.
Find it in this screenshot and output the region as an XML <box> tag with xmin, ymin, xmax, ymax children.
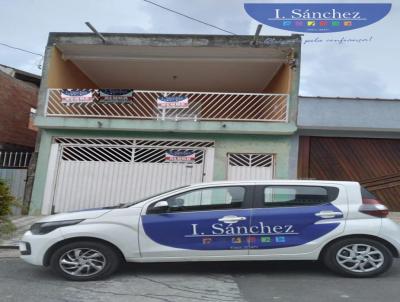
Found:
<box><xmin>253</xmin><ymin>185</ymin><xmax>340</xmax><ymax>209</ymax></box>
<box><xmin>146</xmin><ymin>185</ymin><xmax>254</xmax><ymax>214</ymax></box>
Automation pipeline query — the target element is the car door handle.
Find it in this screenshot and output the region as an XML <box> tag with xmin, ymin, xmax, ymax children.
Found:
<box><xmin>315</xmin><ymin>211</ymin><xmax>343</xmax><ymax>219</ymax></box>
<box><xmin>218</xmin><ymin>215</ymin><xmax>246</xmax><ymax>223</ymax></box>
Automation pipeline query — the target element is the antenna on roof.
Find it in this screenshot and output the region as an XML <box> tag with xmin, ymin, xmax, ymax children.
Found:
<box><xmin>252</xmin><ymin>24</ymin><xmax>263</xmax><ymax>46</ymax></box>
<box><xmin>85</xmin><ymin>22</ymin><xmax>107</xmax><ymax>44</ymax></box>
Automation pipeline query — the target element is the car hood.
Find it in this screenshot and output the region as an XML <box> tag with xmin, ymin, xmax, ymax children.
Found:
<box><xmin>36</xmin><ymin>208</ymin><xmax>112</xmax><ymax>223</ymax></box>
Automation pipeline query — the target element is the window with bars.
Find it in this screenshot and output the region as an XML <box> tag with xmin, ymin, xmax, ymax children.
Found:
<box><xmin>0</xmin><ymin>151</ymin><xmax>32</xmax><ymax>168</ymax></box>
<box><xmin>228</xmin><ymin>153</ymin><xmax>273</xmax><ymax>167</ymax></box>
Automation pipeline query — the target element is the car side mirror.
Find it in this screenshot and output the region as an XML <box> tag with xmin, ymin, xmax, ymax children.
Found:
<box><xmin>148</xmin><ymin>200</ymin><xmax>169</xmax><ymax>214</ymax></box>
<box><xmin>154</xmin><ymin>200</ymin><xmax>168</xmax><ymax>209</ymax></box>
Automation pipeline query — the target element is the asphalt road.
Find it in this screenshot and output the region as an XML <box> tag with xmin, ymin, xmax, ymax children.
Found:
<box><xmin>0</xmin><ymin>250</ymin><xmax>399</xmax><ymax>302</ymax></box>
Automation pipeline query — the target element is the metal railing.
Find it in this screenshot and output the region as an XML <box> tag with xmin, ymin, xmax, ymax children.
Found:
<box><xmin>45</xmin><ymin>89</ymin><xmax>289</xmax><ymax>122</ymax></box>
<box><xmin>0</xmin><ymin>151</ymin><xmax>31</xmax><ymax>168</ymax></box>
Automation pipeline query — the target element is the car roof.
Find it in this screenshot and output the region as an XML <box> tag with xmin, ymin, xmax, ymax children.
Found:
<box><xmin>187</xmin><ymin>179</ymin><xmax>360</xmax><ymax>188</ymax></box>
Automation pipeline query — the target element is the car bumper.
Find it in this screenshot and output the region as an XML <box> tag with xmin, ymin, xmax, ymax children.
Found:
<box><xmin>19</xmin><ymin>229</ymin><xmax>64</xmax><ymax>266</ymax></box>
<box><xmin>380</xmin><ymin>218</ymin><xmax>400</xmax><ymax>257</ymax></box>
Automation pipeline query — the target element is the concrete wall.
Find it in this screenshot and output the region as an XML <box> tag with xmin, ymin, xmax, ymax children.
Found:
<box><xmin>298</xmin><ymin>97</ymin><xmax>400</xmax><ymax>132</ymax></box>
<box><xmin>29</xmin><ymin>129</ymin><xmax>298</xmax><ymax>214</ymax></box>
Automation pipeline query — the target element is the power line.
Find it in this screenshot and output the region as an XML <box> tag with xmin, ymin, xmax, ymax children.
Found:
<box><xmin>142</xmin><ymin>0</ymin><xmax>237</xmax><ymax>35</ymax></box>
<box><xmin>0</xmin><ymin>42</ymin><xmax>43</xmax><ymax>57</ymax></box>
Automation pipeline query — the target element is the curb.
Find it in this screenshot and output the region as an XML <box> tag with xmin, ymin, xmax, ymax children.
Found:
<box><xmin>0</xmin><ymin>240</ymin><xmax>19</xmax><ymax>249</ymax></box>
<box><xmin>0</xmin><ymin>246</ymin><xmax>18</xmax><ymax>250</ymax></box>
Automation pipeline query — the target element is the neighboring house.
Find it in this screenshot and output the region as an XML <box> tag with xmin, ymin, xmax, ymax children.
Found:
<box><xmin>29</xmin><ymin>33</ymin><xmax>302</xmax><ymax>215</ymax></box>
<box><xmin>0</xmin><ymin>64</ymin><xmax>40</xmax><ymax>152</ymax></box>
<box><xmin>0</xmin><ymin>64</ymin><xmax>40</xmax><ymax>210</ymax></box>
<box><xmin>297</xmin><ymin>96</ymin><xmax>400</xmax><ymax>211</ymax></box>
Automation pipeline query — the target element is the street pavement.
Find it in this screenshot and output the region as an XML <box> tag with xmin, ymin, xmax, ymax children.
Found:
<box><xmin>0</xmin><ymin>249</ymin><xmax>399</xmax><ymax>302</ymax></box>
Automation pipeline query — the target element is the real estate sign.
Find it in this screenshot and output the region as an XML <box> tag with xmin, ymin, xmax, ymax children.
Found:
<box><xmin>244</xmin><ymin>3</ymin><xmax>392</xmax><ymax>33</ymax></box>
<box><xmin>60</xmin><ymin>89</ymin><xmax>94</xmax><ymax>104</ymax></box>
<box><xmin>157</xmin><ymin>96</ymin><xmax>189</xmax><ymax>109</ymax></box>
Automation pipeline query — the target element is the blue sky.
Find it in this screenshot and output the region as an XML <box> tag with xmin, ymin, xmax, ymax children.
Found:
<box><xmin>0</xmin><ymin>0</ymin><xmax>399</xmax><ymax>98</ymax></box>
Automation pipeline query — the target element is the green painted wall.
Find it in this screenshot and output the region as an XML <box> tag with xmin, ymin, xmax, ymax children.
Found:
<box><xmin>30</xmin><ymin>129</ymin><xmax>296</xmax><ymax>215</ymax></box>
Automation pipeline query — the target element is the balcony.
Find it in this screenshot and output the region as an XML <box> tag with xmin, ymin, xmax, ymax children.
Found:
<box><xmin>45</xmin><ymin>89</ymin><xmax>289</xmax><ymax>123</ymax></box>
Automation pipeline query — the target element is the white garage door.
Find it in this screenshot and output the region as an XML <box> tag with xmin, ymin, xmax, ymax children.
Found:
<box><xmin>227</xmin><ymin>153</ymin><xmax>274</xmax><ymax>181</ymax></box>
<box><xmin>49</xmin><ymin>138</ymin><xmax>214</xmax><ymax>213</ymax></box>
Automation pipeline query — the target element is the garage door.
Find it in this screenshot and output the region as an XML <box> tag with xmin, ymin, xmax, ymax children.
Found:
<box><xmin>49</xmin><ymin>138</ymin><xmax>214</xmax><ymax>213</ymax></box>
<box><xmin>298</xmin><ymin>136</ymin><xmax>400</xmax><ymax>211</ymax></box>
<box><xmin>227</xmin><ymin>153</ymin><xmax>274</xmax><ymax>180</ymax></box>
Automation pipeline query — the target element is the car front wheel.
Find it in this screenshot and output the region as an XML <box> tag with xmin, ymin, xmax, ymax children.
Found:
<box><xmin>323</xmin><ymin>238</ymin><xmax>393</xmax><ymax>278</ymax></box>
<box><xmin>49</xmin><ymin>241</ymin><xmax>121</xmax><ymax>281</ymax></box>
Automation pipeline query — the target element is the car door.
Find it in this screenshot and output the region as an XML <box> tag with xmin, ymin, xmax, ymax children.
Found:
<box><xmin>249</xmin><ymin>184</ymin><xmax>348</xmax><ymax>256</ymax></box>
<box><xmin>139</xmin><ymin>185</ymin><xmax>253</xmax><ymax>258</ymax></box>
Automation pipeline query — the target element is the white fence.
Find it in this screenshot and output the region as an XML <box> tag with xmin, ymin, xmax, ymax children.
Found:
<box><xmin>0</xmin><ymin>151</ymin><xmax>31</xmax><ymax>168</ymax></box>
<box><xmin>0</xmin><ymin>151</ymin><xmax>32</xmax><ymax>215</ymax></box>
<box><xmin>46</xmin><ymin>89</ymin><xmax>289</xmax><ymax>122</ymax></box>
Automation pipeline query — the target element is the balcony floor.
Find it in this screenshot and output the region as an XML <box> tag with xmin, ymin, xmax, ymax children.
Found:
<box><xmin>34</xmin><ymin>116</ymin><xmax>297</xmax><ymax>135</ymax></box>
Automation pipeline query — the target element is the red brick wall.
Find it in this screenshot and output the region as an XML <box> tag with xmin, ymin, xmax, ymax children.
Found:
<box><xmin>0</xmin><ymin>70</ymin><xmax>38</xmax><ymax>150</ymax></box>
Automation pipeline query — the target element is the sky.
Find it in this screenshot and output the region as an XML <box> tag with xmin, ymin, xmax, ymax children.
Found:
<box><xmin>0</xmin><ymin>0</ymin><xmax>399</xmax><ymax>99</ymax></box>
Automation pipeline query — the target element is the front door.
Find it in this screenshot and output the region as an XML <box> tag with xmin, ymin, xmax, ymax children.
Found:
<box><xmin>139</xmin><ymin>185</ymin><xmax>253</xmax><ymax>258</ymax></box>
<box><xmin>249</xmin><ymin>184</ymin><xmax>348</xmax><ymax>256</ymax></box>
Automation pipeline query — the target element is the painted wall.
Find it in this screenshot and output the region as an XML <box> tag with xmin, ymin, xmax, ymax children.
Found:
<box><xmin>298</xmin><ymin>97</ymin><xmax>400</xmax><ymax>132</ymax></box>
<box><xmin>29</xmin><ymin>129</ymin><xmax>297</xmax><ymax>214</ymax></box>
<box><xmin>47</xmin><ymin>47</ymin><xmax>98</xmax><ymax>89</ymax></box>
<box><xmin>264</xmin><ymin>63</ymin><xmax>291</xmax><ymax>94</ymax></box>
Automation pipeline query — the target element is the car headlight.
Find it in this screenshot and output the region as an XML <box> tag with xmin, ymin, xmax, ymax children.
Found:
<box><xmin>30</xmin><ymin>219</ymin><xmax>84</xmax><ymax>235</ymax></box>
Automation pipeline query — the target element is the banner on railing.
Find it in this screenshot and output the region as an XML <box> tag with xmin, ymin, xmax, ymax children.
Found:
<box><xmin>157</xmin><ymin>96</ymin><xmax>189</xmax><ymax>109</ymax></box>
<box><xmin>61</xmin><ymin>89</ymin><xmax>94</xmax><ymax>104</ymax></box>
<box><xmin>98</xmin><ymin>89</ymin><xmax>134</xmax><ymax>104</ymax></box>
<box><xmin>165</xmin><ymin>150</ymin><xmax>195</xmax><ymax>162</ymax></box>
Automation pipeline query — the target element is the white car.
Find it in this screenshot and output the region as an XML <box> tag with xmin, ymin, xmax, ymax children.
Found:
<box><xmin>20</xmin><ymin>180</ymin><xmax>400</xmax><ymax>280</ymax></box>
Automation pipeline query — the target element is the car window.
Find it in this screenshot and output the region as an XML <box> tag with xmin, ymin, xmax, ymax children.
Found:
<box><xmin>121</xmin><ymin>185</ymin><xmax>189</xmax><ymax>208</ymax></box>
<box><xmin>148</xmin><ymin>186</ymin><xmax>246</xmax><ymax>213</ymax></box>
<box><xmin>361</xmin><ymin>186</ymin><xmax>377</xmax><ymax>199</ymax></box>
<box><xmin>263</xmin><ymin>185</ymin><xmax>339</xmax><ymax>207</ymax></box>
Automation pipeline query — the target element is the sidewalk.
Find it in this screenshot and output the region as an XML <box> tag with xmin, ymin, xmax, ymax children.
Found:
<box><xmin>0</xmin><ymin>215</ymin><xmax>44</xmax><ymax>248</ymax></box>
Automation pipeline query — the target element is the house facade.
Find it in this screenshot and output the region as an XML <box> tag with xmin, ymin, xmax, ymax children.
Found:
<box><xmin>29</xmin><ymin>33</ymin><xmax>302</xmax><ymax>215</ymax></box>
<box><xmin>297</xmin><ymin>96</ymin><xmax>400</xmax><ymax>211</ymax></box>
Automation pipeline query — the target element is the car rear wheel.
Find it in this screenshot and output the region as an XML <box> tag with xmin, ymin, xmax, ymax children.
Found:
<box><xmin>323</xmin><ymin>238</ymin><xmax>393</xmax><ymax>278</ymax></box>
<box><xmin>49</xmin><ymin>241</ymin><xmax>121</xmax><ymax>281</ymax></box>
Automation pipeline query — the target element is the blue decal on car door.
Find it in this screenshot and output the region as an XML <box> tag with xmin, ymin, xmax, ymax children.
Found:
<box><xmin>249</xmin><ymin>203</ymin><xmax>342</xmax><ymax>249</ymax></box>
<box><xmin>142</xmin><ymin>209</ymin><xmax>252</xmax><ymax>250</ymax></box>
<box><xmin>142</xmin><ymin>203</ymin><xmax>342</xmax><ymax>250</ymax></box>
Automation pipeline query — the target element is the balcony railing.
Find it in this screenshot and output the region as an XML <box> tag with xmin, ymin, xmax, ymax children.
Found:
<box><xmin>45</xmin><ymin>89</ymin><xmax>289</xmax><ymax>122</ymax></box>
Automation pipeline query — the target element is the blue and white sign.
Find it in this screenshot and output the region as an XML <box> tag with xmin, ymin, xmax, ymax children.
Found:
<box><xmin>157</xmin><ymin>96</ymin><xmax>189</xmax><ymax>109</ymax></box>
<box><xmin>142</xmin><ymin>203</ymin><xmax>342</xmax><ymax>250</ymax></box>
<box><xmin>244</xmin><ymin>3</ymin><xmax>392</xmax><ymax>33</ymax></box>
<box><xmin>61</xmin><ymin>89</ymin><xmax>93</xmax><ymax>104</ymax></box>
<box><xmin>98</xmin><ymin>89</ymin><xmax>134</xmax><ymax>103</ymax></box>
<box><xmin>165</xmin><ymin>150</ymin><xmax>196</xmax><ymax>162</ymax></box>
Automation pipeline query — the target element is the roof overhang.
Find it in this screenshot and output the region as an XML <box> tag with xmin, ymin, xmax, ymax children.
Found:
<box><xmin>50</xmin><ymin>33</ymin><xmax>301</xmax><ymax>92</ymax></box>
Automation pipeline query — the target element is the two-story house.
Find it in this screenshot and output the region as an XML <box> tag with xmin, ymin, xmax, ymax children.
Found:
<box><xmin>29</xmin><ymin>33</ymin><xmax>301</xmax><ymax>215</ymax></box>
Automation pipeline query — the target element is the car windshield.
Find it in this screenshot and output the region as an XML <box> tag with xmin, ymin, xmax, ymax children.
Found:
<box><xmin>120</xmin><ymin>185</ymin><xmax>189</xmax><ymax>208</ymax></box>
